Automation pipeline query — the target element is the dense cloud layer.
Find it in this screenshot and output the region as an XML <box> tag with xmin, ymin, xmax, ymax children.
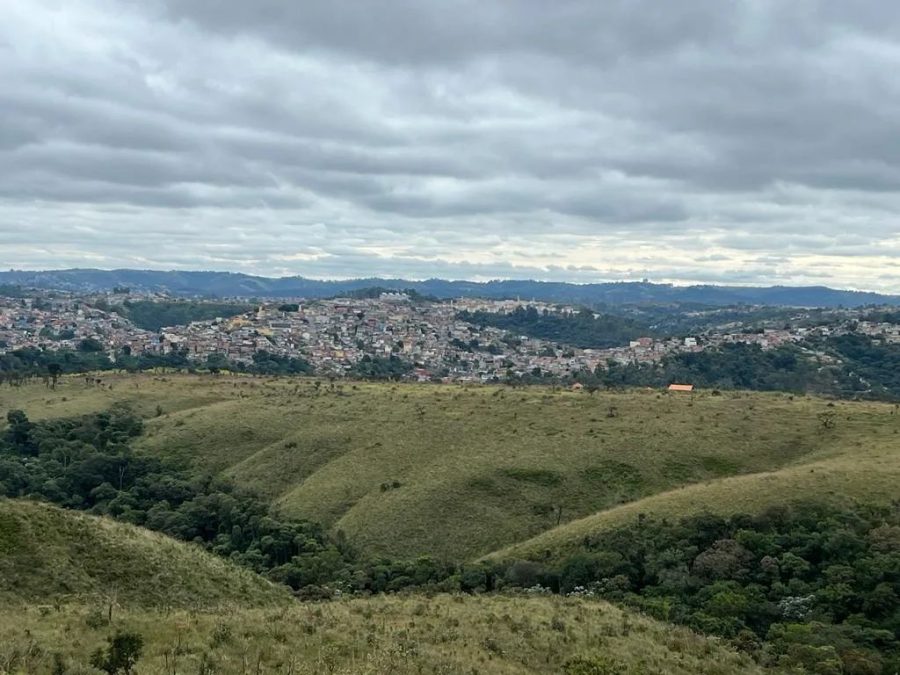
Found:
<box><xmin>2</xmin><ymin>0</ymin><xmax>899</xmax><ymax>289</ymax></box>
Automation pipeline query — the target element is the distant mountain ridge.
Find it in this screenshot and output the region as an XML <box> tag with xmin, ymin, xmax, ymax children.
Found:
<box><xmin>1</xmin><ymin>268</ymin><xmax>898</xmax><ymax>307</ymax></box>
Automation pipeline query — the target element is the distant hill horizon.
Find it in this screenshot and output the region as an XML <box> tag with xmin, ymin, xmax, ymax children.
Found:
<box><xmin>1</xmin><ymin>267</ymin><xmax>898</xmax><ymax>307</ymax></box>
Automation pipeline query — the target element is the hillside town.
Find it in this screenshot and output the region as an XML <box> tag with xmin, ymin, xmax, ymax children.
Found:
<box><xmin>1</xmin><ymin>291</ymin><xmax>898</xmax><ymax>383</ymax></box>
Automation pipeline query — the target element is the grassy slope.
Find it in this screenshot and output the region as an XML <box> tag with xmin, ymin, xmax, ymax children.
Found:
<box><xmin>0</xmin><ymin>499</ymin><xmax>289</xmax><ymax>608</ymax></box>
<box><xmin>0</xmin><ymin>373</ymin><xmax>234</xmax><ymax>421</ymax></box>
<box><xmin>485</xmin><ymin>432</ymin><xmax>900</xmax><ymax>562</ymax></box>
<box><xmin>142</xmin><ymin>380</ymin><xmax>899</xmax><ymax>560</ymax></box>
<box><xmin>0</xmin><ymin>595</ymin><xmax>764</xmax><ymax>675</ymax></box>
<box><xmin>5</xmin><ymin>374</ymin><xmax>898</xmax><ymax>561</ymax></box>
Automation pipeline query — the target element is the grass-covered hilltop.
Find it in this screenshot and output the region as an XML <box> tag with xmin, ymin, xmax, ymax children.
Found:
<box><xmin>1</xmin><ymin>373</ymin><xmax>898</xmax><ymax>673</ymax></box>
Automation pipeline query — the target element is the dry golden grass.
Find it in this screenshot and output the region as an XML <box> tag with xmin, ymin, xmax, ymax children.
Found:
<box><xmin>0</xmin><ymin>594</ymin><xmax>766</xmax><ymax>674</ymax></box>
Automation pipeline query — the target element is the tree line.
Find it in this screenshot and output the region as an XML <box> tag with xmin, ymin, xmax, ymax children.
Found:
<box><xmin>523</xmin><ymin>504</ymin><xmax>900</xmax><ymax>674</ymax></box>
<box><xmin>0</xmin><ymin>345</ymin><xmax>313</xmax><ymax>386</ymax></box>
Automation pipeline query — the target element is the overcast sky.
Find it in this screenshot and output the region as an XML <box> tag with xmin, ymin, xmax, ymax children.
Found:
<box><xmin>2</xmin><ymin>1</ymin><xmax>900</xmax><ymax>290</ymax></box>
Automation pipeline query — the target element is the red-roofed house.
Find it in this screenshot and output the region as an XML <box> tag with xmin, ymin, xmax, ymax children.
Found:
<box><xmin>668</xmin><ymin>383</ymin><xmax>694</xmax><ymax>392</ymax></box>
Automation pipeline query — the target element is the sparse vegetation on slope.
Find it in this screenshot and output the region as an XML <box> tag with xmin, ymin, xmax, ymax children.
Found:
<box><xmin>0</xmin><ymin>594</ymin><xmax>764</xmax><ymax>675</ymax></box>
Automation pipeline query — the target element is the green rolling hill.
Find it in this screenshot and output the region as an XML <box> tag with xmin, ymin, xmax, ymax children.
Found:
<box><xmin>484</xmin><ymin>437</ymin><xmax>900</xmax><ymax>563</ymax></box>
<box><xmin>0</xmin><ymin>497</ymin><xmax>764</xmax><ymax>674</ymax></box>
<box><xmin>3</xmin><ymin>373</ymin><xmax>898</xmax><ymax>673</ymax></box>
<box><xmin>5</xmin><ymin>374</ymin><xmax>899</xmax><ymax>561</ymax></box>
<box><xmin>0</xmin><ymin>499</ymin><xmax>289</xmax><ymax>608</ymax></box>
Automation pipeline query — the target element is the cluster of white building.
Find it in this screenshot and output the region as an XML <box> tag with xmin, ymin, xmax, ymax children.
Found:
<box><xmin>0</xmin><ymin>296</ymin><xmax>150</xmax><ymax>355</ymax></box>
<box><xmin>2</xmin><ymin>290</ymin><xmax>898</xmax><ymax>382</ymax></box>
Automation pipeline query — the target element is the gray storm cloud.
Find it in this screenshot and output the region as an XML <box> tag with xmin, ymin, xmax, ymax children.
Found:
<box><xmin>1</xmin><ymin>0</ymin><xmax>899</xmax><ymax>290</ymax></box>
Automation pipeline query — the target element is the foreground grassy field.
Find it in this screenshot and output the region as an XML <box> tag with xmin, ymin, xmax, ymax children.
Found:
<box><xmin>0</xmin><ymin>499</ymin><xmax>289</xmax><ymax>608</ymax></box>
<box><xmin>3</xmin><ymin>373</ymin><xmax>898</xmax><ymax>561</ymax></box>
<box><xmin>0</xmin><ymin>594</ymin><xmax>765</xmax><ymax>674</ymax></box>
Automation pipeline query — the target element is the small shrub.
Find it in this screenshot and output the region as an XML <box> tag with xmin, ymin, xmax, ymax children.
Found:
<box><xmin>563</xmin><ymin>655</ymin><xmax>626</xmax><ymax>674</ymax></box>
<box><xmin>210</xmin><ymin>622</ymin><xmax>233</xmax><ymax>646</ymax></box>
<box><xmin>84</xmin><ymin>607</ymin><xmax>109</xmax><ymax>630</ymax></box>
<box><xmin>90</xmin><ymin>631</ymin><xmax>143</xmax><ymax>675</ymax></box>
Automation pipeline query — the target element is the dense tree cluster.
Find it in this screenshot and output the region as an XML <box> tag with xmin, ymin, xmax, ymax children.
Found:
<box><xmin>823</xmin><ymin>334</ymin><xmax>900</xmax><ymax>399</ymax></box>
<box><xmin>602</xmin><ymin>343</ymin><xmax>823</xmax><ymax>393</ymax></box>
<box><xmin>0</xmin><ymin>346</ymin><xmax>115</xmax><ymax>385</ymax></box>
<box><xmin>0</xmin><ymin>345</ymin><xmax>314</xmax><ymax>386</ymax></box>
<box><xmin>459</xmin><ymin>306</ymin><xmax>647</xmax><ymax>349</ymax></box>
<box><xmin>0</xmin><ymin>284</ymin><xmax>28</xmax><ymax>298</ymax></box>
<box><xmin>110</xmin><ymin>300</ymin><xmax>253</xmax><ymax>332</ymax></box>
<box><xmin>349</xmin><ymin>355</ymin><xmax>413</xmax><ymax>380</ymax></box>
<box><xmin>566</xmin><ymin>340</ymin><xmax>900</xmax><ymax>401</ymax></box>
<box><xmin>862</xmin><ymin>310</ymin><xmax>900</xmax><ymax>325</ymax></box>
<box><xmin>627</xmin><ymin>304</ymin><xmax>812</xmax><ymax>336</ymax></box>
<box><xmin>507</xmin><ymin>505</ymin><xmax>900</xmax><ymax>674</ymax></box>
<box><xmin>242</xmin><ymin>350</ymin><xmax>314</xmax><ymax>376</ymax></box>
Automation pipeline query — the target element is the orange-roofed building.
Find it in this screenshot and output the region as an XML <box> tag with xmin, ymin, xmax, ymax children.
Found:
<box><xmin>668</xmin><ymin>383</ymin><xmax>694</xmax><ymax>392</ymax></box>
